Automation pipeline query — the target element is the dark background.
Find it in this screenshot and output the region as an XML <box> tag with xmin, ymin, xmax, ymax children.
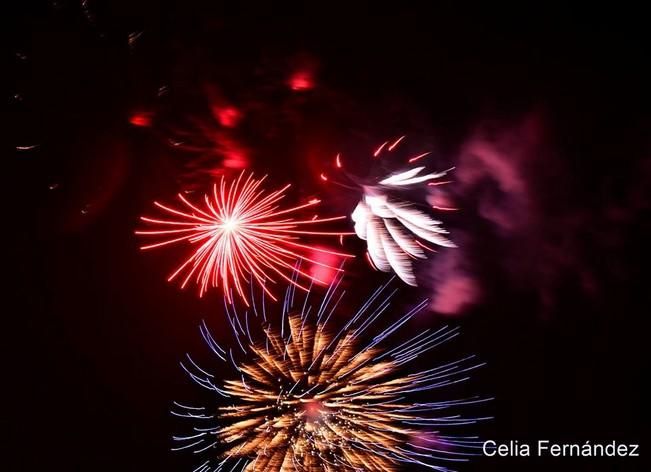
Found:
<box><xmin>6</xmin><ymin>2</ymin><xmax>647</xmax><ymax>471</ymax></box>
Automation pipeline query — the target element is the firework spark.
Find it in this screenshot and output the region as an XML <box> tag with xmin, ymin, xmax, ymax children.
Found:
<box><xmin>173</xmin><ymin>276</ymin><xmax>490</xmax><ymax>471</ymax></box>
<box><xmin>324</xmin><ymin>138</ymin><xmax>457</xmax><ymax>286</ymax></box>
<box><xmin>136</xmin><ymin>173</ymin><xmax>352</xmax><ymax>305</ymax></box>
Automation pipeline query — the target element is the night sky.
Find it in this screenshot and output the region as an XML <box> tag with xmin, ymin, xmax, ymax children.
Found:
<box><xmin>7</xmin><ymin>2</ymin><xmax>648</xmax><ymax>471</ymax></box>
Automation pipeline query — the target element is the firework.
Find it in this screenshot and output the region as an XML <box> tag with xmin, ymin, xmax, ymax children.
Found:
<box><xmin>324</xmin><ymin>138</ymin><xmax>457</xmax><ymax>286</ymax></box>
<box><xmin>136</xmin><ymin>173</ymin><xmax>352</xmax><ymax>305</ymax></box>
<box><xmin>173</xmin><ymin>276</ymin><xmax>490</xmax><ymax>471</ymax></box>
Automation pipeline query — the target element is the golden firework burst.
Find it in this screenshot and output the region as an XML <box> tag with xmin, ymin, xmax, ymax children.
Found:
<box><xmin>173</xmin><ymin>279</ymin><xmax>490</xmax><ymax>471</ymax></box>
<box><xmin>219</xmin><ymin>313</ymin><xmax>419</xmax><ymax>471</ymax></box>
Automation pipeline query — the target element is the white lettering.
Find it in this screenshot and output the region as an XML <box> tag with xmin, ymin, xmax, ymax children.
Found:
<box><xmin>483</xmin><ymin>440</ymin><xmax>496</xmax><ymax>457</ymax></box>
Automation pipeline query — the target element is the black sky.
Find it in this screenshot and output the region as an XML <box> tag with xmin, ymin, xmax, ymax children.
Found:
<box><xmin>7</xmin><ymin>2</ymin><xmax>648</xmax><ymax>471</ymax></box>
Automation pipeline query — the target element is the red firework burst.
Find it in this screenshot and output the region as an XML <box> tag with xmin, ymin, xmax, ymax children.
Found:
<box><xmin>136</xmin><ymin>173</ymin><xmax>353</xmax><ymax>305</ymax></box>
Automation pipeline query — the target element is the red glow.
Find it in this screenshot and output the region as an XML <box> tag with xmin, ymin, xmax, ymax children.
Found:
<box><xmin>308</xmin><ymin>246</ymin><xmax>342</xmax><ymax>286</ymax></box>
<box><xmin>320</xmin><ymin>173</ymin><xmax>328</xmax><ymax>181</ymax></box>
<box><xmin>289</xmin><ymin>71</ymin><xmax>314</xmax><ymax>91</ymax></box>
<box><xmin>335</xmin><ymin>153</ymin><xmax>342</xmax><ymax>168</ymax></box>
<box><xmin>302</xmin><ymin>400</ymin><xmax>327</xmax><ymax>422</ymax></box>
<box><xmin>222</xmin><ymin>149</ymin><xmax>249</xmax><ymax>169</ymax></box>
<box><xmin>129</xmin><ymin>111</ymin><xmax>153</xmax><ymax>127</ymax></box>
<box><xmin>136</xmin><ymin>173</ymin><xmax>353</xmax><ymax>305</ymax></box>
<box><xmin>213</xmin><ymin>106</ymin><xmax>242</xmax><ymax>128</ymax></box>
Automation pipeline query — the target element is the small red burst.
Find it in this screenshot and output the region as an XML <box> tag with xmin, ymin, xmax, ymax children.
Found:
<box><xmin>136</xmin><ymin>173</ymin><xmax>353</xmax><ymax>305</ymax></box>
<box><xmin>129</xmin><ymin>111</ymin><xmax>153</xmax><ymax>127</ymax></box>
<box><xmin>213</xmin><ymin>106</ymin><xmax>242</xmax><ymax>128</ymax></box>
<box><xmin>289</xmin><ymin>70</ymin><xmax>314</xmax><ymax>91</ymax></box>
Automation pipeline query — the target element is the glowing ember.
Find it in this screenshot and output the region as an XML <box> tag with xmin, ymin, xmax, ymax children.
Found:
<box><xmin>129</xmin><ymin>111</ymin><xmax>153</xmax><ymax>127</ymax></box>
<box><xmin>212</xmin><ymin>105</ymin><xmax>242</xmax><ymax>128</ymax></box>
<box><xmin>289</xmin><ymin>70</ymin><xmax>314</xmax><ymax>91</ymax></box>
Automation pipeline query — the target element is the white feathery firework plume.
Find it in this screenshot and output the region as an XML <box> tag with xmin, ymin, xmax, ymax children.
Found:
<box><xmin>172</xmin><ymin>274</ymin><xmax>490</xmax><ymax>471</ymax></box>
<box><xmin>352</xmin><ymin>165</ymin><xmax>456</xmax><ymax>287</ymax></box>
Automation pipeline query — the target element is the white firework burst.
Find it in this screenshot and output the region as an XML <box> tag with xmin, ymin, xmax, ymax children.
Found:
<box><xmin>352</xmin><ymin>166</ymin><xmax>456</xmax><ymax>286</ymax></box>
